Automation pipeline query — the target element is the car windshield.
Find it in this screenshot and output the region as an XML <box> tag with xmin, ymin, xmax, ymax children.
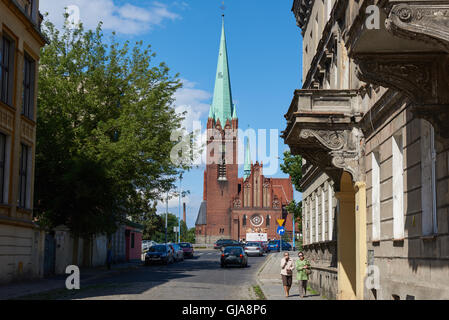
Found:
<box><xmin>149</xmin><ymin>245</ymin><xmax>166</xmax><ymax>253</ymax></box>
<box><xmin>179</xmin><ymin>243</ymin><xmax>191</xmax><ymax>248</ymax></box>
<box><xmin>224</xmin><ymin>247</ymin><xmax>243</xmax><ymax>255</ymax></box>
<box><xmin>246</xmin><ymin>242</ymin><xmax>260</xmax><ymax>247</ymax></box>
<box><xmin>268</xmin><ymin>241</ymin><xmax>278</xmax><ymax>245</ymax></box>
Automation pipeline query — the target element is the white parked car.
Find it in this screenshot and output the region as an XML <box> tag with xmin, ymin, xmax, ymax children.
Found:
<box><xmin>244</xmin><ymin>242</ymin><xmax>264</xmax><ymax>256</ymax></box>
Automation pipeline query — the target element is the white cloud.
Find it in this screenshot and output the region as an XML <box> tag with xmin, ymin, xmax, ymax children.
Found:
<box><xmin>40</xmin><ymin>0</ymin><xmax>180</xmax><ymax>35</ymax></box>
<box><xmin>156</xmin><ymin>192</ymin><xmax>190</xmax><ymax>214</ymax></box>
<box><xmin>173</xmin><ymin>79</ymin><xmax>211</xmax><ymax>132</ymax></box>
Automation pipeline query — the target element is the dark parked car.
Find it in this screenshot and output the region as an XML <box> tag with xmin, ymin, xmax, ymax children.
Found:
<box><xmin>220</xmin><ymin>246</ymin><xmax>248</xmax><ymax>268</ymax></box>
<box><xmin>145</xmin><ymin>244</ymin><xmax>174</xmax><ymax>265</ymax></box>
<box><xmin>179</xmin><ymin>242</ymin><xmax>194</xmax><ymax>258</ymax></box>
<box><xmin>214</xmin><ymin>239</ymin><xmax>243</xmax><ymax>250</ymax></box>
<box><xmin>267</xmin><ymin>240</ymin><xmax>292</xmax><ymax>252</ymax></box>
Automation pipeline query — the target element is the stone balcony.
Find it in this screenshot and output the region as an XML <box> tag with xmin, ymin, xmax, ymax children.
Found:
<box><xmin>345</xmin><ymin>0</ymin><xmax>449</xmax><ymax>138</ymax></box>
<box><xmin>282</xmin><ymin>89</ymin><xmax>364</xmax><ymax>189</ymax></box>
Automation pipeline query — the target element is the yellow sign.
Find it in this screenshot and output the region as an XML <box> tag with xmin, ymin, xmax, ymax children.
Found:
<box><xmin>277</xmin><ymin>219</ymin><xmax>285</xmax><ymax>226</ymax></box>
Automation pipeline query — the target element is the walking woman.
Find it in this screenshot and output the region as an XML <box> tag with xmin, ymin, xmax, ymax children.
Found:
<box><xmin>295</xmin><ymin>251</ymin><xmax>311</xmax><ymax>298</ymax></box>
<box><xmin>280</xmin><ymin>252</ymin><xmax>294</xmax><ymax>297</ymax></box>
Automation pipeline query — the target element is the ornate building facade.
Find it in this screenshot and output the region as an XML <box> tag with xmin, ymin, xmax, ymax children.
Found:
<box><xmin>284</xmin><ymin>0</ymin><xmax>449</xmax><ymax>299</ymax></box>
<box><xmin>195</xmin><ymin>20</ymin><xmax>294</xmax><ymax>244</ymax></box>
<box><xmin>0</xmin><ymin>0</ymin><xmax>46</xmax><ymax>283</ymax></box>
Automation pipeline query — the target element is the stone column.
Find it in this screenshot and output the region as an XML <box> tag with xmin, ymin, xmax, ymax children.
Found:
<box><xmin>355</xmin><ymin>181</ymin><xmax>367</xmax><ymax>300</ymax></box>
<box><xmin>335</xmin><ymin>172</ymin><xmax>357</xmax><ymax>300</ymax></box>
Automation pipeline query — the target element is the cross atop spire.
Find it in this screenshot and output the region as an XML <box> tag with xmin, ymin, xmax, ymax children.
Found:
<box><xmin>209</xmin><ymin>17</ymin><xmax>235</xmax><ymax>124</ymax></box>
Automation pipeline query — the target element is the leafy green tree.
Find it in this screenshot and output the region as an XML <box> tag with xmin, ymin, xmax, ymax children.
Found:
<box><xmin>183</xmin><ymin>227</ymin><xmax>196</xmax><ymax>244</ymax></box>
<box><xmin>35</xmin><ymin>16</ymin><xmax>189</xmax><ymax>237</ymax></box>
<box><xmin>280</xmin><ymin>151</ymin><xmax>303</xmax><ymax>192</ymax></box>
<box><xmin>133</xmin><ymin>203</ymin><xmax>163</xmax><ymax>241</ymax></box>
<box><xmin>281</xmin><ymin>150</ymin><xmax>303</xmax><ymax>245</ymax></box>
<box><xmin>153</xmin><ymin>213</ymin><xmax>179</xmax><ymax>243</ymax></box>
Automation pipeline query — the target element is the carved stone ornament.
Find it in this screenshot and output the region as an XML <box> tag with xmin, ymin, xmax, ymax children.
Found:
<box><xmin>233</xmin><ymin>198</ymin><xmax>242</xmax><ymax>208</ymax></box>
<box><xmin>298</xmin><ymin>127</ymin><xmax>365</xmax><ymax>182</ymax></box>
<box><xmin>354</xmin><ymin>53</ymin><xmax>449</xmax><ymax>138</ymax></box>
<box><xmin>272</xmin><ymin>198</ymin><xmax>280</xmax><ymax>209</ymax></box>
<box><xmin>300</xmin><ymin>129</ymin><xmax>345</xmax><ymax>151</ymax></box>
<box><xmin>385</xmin><ymin>3</ymin><xmax>449</xmax><ymax>52</ymax></box>
<box><xmin>263</xmin><ymin>179</ymin><xmax>271</xmax><ymax>188</ymax></box>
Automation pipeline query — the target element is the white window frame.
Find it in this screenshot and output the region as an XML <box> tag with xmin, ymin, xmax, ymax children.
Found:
<box><xmin>315</xmin><ymin>193</ymin><xmax>319</xmax><ymax>243</ymax></box>
<box><xmin>392</xmin><ymin>134</ymin><xmax>405</xmax><ymax>240</ymax></box>
<box><xmin>309</xmin><ymin>199</ymin><xmax>313</xmax><ymax>244</ymax></box>
<box><xmin>322</xmin><ymin>188</ymin><xmax>325</xmax><ymax>242</ymax></box>
<box><xmin>328</xmin><ymin>183</ymin><xmax>333</xmax><ymax>241</ymax></box>
<box><xmin>372</xmin><ymin>151</ymin><xmax>381</xmax><ymax>241</ymax></box>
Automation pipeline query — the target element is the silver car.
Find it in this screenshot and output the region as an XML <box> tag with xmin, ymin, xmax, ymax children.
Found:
<box><xmin>169</xmin><ymin>243</ymin><xmax>185</xmax><ymax>262</ymax></box>
<box><xmin>244</xmin><ymin>242</ymin><xmax>264</xmax><ymax>256</ymax></box>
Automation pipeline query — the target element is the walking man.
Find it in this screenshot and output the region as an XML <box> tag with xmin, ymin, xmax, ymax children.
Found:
<box><xmin>280</xmin><ymin>252</ymin><xmax>294</xmax><ymax>297</ymax></box>
<box><xmin>295</xmin><ymin>251</ymin><xmax>311</xmax><ymax>298</ymax></box>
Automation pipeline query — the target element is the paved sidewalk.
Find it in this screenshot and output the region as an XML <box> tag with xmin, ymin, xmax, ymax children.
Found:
<box><xmin>0</xmin><ymin>261</ymin><xmax>143</xmax><ymax>300</ymax></box>
<box><xmin>257</xmin><ymin>251</ymin><xmax>324</xmax><ymax>300</ymax></box>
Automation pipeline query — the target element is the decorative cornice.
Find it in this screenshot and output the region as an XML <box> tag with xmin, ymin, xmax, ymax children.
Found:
<box><xmin>354</xmin><ymin>52</ymin><xmax>449</xmax><ymax>138</ymax></box>
<box><xmin>386</xmin><ymin>3</ymin><xmax>449</xmax><ymax>52</ymax></box>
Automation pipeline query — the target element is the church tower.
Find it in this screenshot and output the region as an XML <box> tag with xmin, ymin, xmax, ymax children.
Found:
<box><xmin>198</xmin><ymin>17</ymin><xmax>239</xmax><ymax>244</ymax></box>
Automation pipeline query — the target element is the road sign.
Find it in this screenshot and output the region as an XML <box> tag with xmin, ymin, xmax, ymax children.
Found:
<box><xmin>277</xmin><ymin>226</ymin><xmax>285</xmax><ymax>235</ymax></box>
<box><xmin>277</xmin><ymin>219</ymin><xmax>285</xmax><ymax>226</ymax></box>
<box><xmin>173</xmin><ymin>226</ymin><xmax>179</xmax><ymax>232</ymax></box>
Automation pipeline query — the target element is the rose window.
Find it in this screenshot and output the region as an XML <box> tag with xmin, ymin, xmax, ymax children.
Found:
<box><xmin>250</xmin><ymin>214</ymin><xmax>264</xmax><ymax>227</ymax></box>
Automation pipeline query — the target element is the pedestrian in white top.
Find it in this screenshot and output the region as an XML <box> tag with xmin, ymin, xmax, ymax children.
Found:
<box><xmin>280</xmin><ymin>252</ymin><xmax>294</xmax><ymax>297</ymax></box>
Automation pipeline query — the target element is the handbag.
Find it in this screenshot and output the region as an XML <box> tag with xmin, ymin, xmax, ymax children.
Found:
<box><xmin>305</xmin><ymin>268</ymin><xmax>312</xmax><ymax>275</ymax></box>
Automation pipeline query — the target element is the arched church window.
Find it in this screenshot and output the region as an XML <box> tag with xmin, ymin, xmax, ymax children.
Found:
<box><xmin>243</xmin><ymin>215</ymin><xmax>247</xmax><ymax>226</ymax></box>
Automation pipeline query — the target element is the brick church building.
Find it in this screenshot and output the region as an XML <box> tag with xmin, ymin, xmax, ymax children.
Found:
<box><xmin>195</xmin><ymin>19</ymin><xmax>294</xmax><ymax>244</ymax></box>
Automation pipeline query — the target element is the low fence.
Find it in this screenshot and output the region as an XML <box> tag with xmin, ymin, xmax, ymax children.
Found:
<box><xmin>192</xmin><ymin>244</ymin><xmax>214</xmax><ymax>249</ymax></box>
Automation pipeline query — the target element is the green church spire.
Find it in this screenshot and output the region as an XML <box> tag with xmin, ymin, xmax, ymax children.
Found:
<box><xmin>244</xmin><ymin>138</ymin><xmax>251</xmax><ymax>180</ymax></box>
<box><xmin>232</xmin><ymin>104</ymin><xmax>237</xmax><ymax>119</ymax></box>
<box><xmin>210</xmin><ymin>16</ymin><xmax>234</xmax><ymax>125</ymax></box>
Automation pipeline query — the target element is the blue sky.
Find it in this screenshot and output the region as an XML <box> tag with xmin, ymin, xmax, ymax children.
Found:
<box><xmin>42</xmin><ymin>0</ymin><xmax>303</xmax><ymax>228</ymax></box>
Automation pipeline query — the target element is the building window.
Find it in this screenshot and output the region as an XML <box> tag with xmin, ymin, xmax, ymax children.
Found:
<box><xmin>328</xmin><ymin>183</ymin><xmax>333</xmax><ymax>241</ymax></box>
<box><xmin>266</xmin><ymin>215</ymin><xmax>270</xmax><ymax>227</ymax></box>
<box><xmin>1</xmin><ymin>36</ymin><xmax>14</xmax><ymax>105</ymax></box>
<box><xmin>302</xmin><ymin>201</ymin><xmax>307</xmax><ymax>245</ymax></box>
<box><xmin>392</xmin><ymin>134</ymin><xmax>404</xmax><ymax>240</ymax></box>
<box><xmin>18</xmin><ymin>144</ymin><xmax>31</xmax><ymax>209</ymax></box>
<box><xmin>321</xmin><ymin>189</ymin><xmax>325</xmax><ymax>242</ymax></box>
<box><xmin>242</xmin><ymin>215</ymin><xmax>247</xmax><ymax>226</ymax></box>
<box><xmin>315</xmin><ymin>194</ymin><xmax>319</xmax><ymax>243</ymax></box>
<box><xmin>372</xmin><ymin>151</ymin><xmax>381</xmax><ymax>241</ymax></box>
<box><xmin>22</xmin><ymin>54</ymin><xmax>35</xmax><ymax>119</ymax></box>
<box><xmin>421</xmin><ymin>120</ymin><xmax>438</xmax><ymax>236</ymax></box>
<box><xmin>0</xmin><ymin>133</ymin><xmax>6</xmax><ymax>203</ymax></box>
<box><xmin>309</xmin><ymin>199</ymin><xmax>313</xmax><ymax>244</ymax></box>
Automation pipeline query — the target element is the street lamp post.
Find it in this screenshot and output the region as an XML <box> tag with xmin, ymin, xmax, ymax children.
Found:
<box><xmin>165</xmin><ymin>190</ymin><xmax>168</xmax><ymax>245</ymax></box>
<box><xmin>178</xmin><ymin>174</ymin><xmax>183</xmax><ymax>243</ymax></box>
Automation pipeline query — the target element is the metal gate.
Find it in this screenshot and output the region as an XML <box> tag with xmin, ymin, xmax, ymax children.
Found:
<box><xmin>43</xmin><ymin>233</ymin><xmax>56</xmax><ymax>276</ymax></box>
